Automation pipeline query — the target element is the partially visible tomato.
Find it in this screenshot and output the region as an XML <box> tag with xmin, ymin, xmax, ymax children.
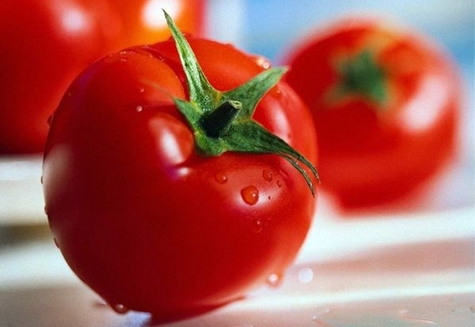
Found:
<box><xmin>282</xmin><ymin>17</ymin><xmax>460</xmax><ymax>210</ymax></box>
<box><xmin>0</xmin><ymin>0</ymin><xmax>205</xmax><ymax>154</ymax></box>
<box><xmin>0</xmin><ymin>0</ymin><xmax>118</xmax><ymax>153</ymax></box>
<box><xmin>43</xmin><ymin>13</ymin><xmax>318</xmax><ymax>322</ymax></box>
<box><xmin>107</xmin><ymin>0</ymin><xmax>207</xmax><ymax>49</ymax></box>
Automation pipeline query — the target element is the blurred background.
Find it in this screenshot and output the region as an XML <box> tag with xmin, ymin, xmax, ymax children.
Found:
<box><xmin>206</xmin><ymin>0</ymin><xmax>474</xmax><ymax>212</ymax></box>
<box><xmin>1</xmin><ymin>0</ymin><xmax>474</xmax><ymax>326</ymax></box>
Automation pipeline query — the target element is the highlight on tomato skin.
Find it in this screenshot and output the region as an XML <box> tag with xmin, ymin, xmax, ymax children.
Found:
<box><xmin>107</xmin><ymin>0</ymin><xmax>208</xmax><ymax>50</ymax></box>
<box><xmin>281</xmin><ymin>16</ymin><xmax>461</xmax><ymax>211</ymax></box>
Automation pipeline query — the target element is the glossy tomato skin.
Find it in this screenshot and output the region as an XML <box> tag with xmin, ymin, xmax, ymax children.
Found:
<box><xmin>0</xmin><ymin>0</ymin><xmax>118</xmax><ymax>153</ymax></box>
<box><xmin>43</xmin><ymin>37</ymin><xmax>317</xmax><ymax>321</ymax></box>
<box><xmin>283</xmin><ymin>18</ymin><xmax>460</xmax><ymax>209</ymax></box>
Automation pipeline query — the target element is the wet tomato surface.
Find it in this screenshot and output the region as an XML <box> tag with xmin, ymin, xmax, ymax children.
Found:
<box><xmin>43</xmin><ymin>14</ymin><xmax>318</xmax><ymax>322</ymax></box>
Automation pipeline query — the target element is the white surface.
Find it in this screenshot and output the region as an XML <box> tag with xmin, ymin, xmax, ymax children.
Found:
<box><xmin>1</xmin><ymin>206</ymin><xmax>474</xmax><ymax>326</ymax></box>
<box><xmin>0</xmin><ymin>155</ymin><xmax>46</xmax><ymax>226</ymax></box>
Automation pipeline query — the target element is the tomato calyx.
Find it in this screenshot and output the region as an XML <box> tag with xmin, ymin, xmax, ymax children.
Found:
<box><xmin>163</xmin><ymin>10</ymin><xmax>319</xmax><ymax>195</ymax></box>
<box><xmin>328</xmin><ymin>50</ymin><xmax>388</xmax><ymax>108</ymax></box>
<box><xmin>200</xmin><ymin>100</ymin><xmax>242</xmax><ymax>138</ymax></box>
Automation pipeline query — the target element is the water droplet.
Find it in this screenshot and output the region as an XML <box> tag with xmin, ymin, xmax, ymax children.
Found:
<box><xmin>138</xmin><ymin>87</ymin><xmax>145</xmax><ymax>93</ymax></box>
<box><xmin>266</xmin><ymin>272</ymin><xmax>282</xmax><ymax>287</ymax></box>
<box><xmin>298</xmin><ymin>267</ymin><xmax>314</xmax><ymax>284</ymax></box>
<box><xmin>262</xmin><ymin>169</ymin><xmax>273</xmax><ymax>181</ymax></box>
<box><xmin>111</xmin><ymin>303</ymin><xmax>129</xmax><ymax>314</ymax></box>
<box><xmin>215</xmin><ymin>172</ymin><xmax>228</xmax><ymax>184</ymax></box>
<box><xmin>255</xmin><ymin>56</ymin><xmax>271</xmax><ymax>69</ymax></box>
<box><xmin>92</xmin><ymin>300</ymin><xmax>108</xmax><ymax>309</ymax></box>
<box><xmin>251</xmin><ymin>218</ymin><xmax>263</xmax><ymax>233</ymax></box>
<box><xmin>276</xmin><ymin>180</ymin><xmax>282</xmax><ymax>188</ymax></box>
<box><xmin>241</xmin><ymin>186</ymin><xmax>259</xmax><ymax>205</ymax></box>
<box><xmin>47</xmin><ymin>114</ymin><xmax>54</xmax><ymax>127</ymax></box>
<box><xmin>312</xmin><ymin>308</ymin><xmax>331</xmax><ymax>326</ymax></box>
<box><xmin>313</xmin><ymin>308</ymin><xmax>331</xmax><ymax>317</ymax></box>
<box><xmin>398</xmin><ymin>309</ymin><xmax>436</xmax><ymax>325</ymax></box>
<box><xmin>135</xmin><ymin>105</ymin><xmax>144</xmax><ymax>112</ymax></box>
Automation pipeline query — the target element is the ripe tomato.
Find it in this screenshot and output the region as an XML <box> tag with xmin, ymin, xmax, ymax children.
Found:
<box><xmin>0</xmin><ymin>0</ymin><xmax>118</xmax><ymax>153</ymax></box>
<box><xmin>282</xmin><ymin>17</ymin><xmax>460</xmax><ymax>209</ymax></box>
<box><xmin>0</xmin><ymin>0</ymin><xmax>205</xmax><ymax>154</ymax></box>
<box><xmin>43</xmin><ymin>14</ymin><xmax>318</xmax><ymax>322</ymax></box>
<box><xmin>107</xmin><ymin>0</ymin><xmax>207</xmax><ymax>49</ymax></box>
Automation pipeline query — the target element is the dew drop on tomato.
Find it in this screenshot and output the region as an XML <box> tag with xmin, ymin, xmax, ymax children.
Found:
<box><xmin>135</xmin><ymin>105</ymin><xmax>144</xmax><ymax>112</ymax></box>
<box><xmin>241</xmin><ymin>185</ymin><xmax>259</xmax><ymax>205</ymax></box>
<box><xmin>110</xmin><ymin>303</ymin><xmax>129</xmax><ymax>314</ymax></box>
<box><xmin>47</xmin><ymin>114</ymin><xmax>54</xmax><ymax>127</ymax></box>
<box><xmin>262</xmin><ymin>169</ymin><xmax>273</xmax><ymax>181</ymax></box>
<box><xmin>214</xmin><ymin>172</ymin><xmax>228</xmax><ymax>184</ymax></box>
<box><xmin>255</xmin><ymin>56</ymin><xmax>271</xmax><ymax>69</ymax></box>
<box><xmin>251</xmin><ymin>218</ymin><xmax>263</xmax><ymax>233</ymax></box>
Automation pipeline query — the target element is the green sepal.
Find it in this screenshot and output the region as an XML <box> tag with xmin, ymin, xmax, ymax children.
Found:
<box><xmin>329</xmin><ymin>50</ymin><xmax>388</xmax><ymax>107</ymax></box>
<box><xmin>164</xmin><ymin>10</ymin><xmax>319</xmax><ymax>195</ymax></box>
<box><xmin>224</xmin><ymin>67</ymin><xmax>287</xmax><ymax>119</ymax></box>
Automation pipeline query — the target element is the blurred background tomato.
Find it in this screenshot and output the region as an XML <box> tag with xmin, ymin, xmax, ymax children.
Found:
<box><xmin>0</xmin><ymin>0</ymin><xmax>114</xmax><ymax>153</ymax></box>
<box><xmin>0</xmin><ymin>0</ymin><xmax>206</xmax><ymax>154</ymax></box>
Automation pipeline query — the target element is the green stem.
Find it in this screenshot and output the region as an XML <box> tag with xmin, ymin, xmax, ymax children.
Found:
<box><xmin>201</xmin><ymin>100</ymin><xmax>242</xmax><ymax>138</ymax></box>
<box><xmin>163</xmin><ymin>10</ymin><xmax>319</xmax><ymax>195</ymax></box>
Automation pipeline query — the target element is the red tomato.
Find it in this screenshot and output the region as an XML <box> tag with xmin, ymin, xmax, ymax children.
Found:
<box><xmin>0</xmin><ymin>0</ymin><xmax>205</xmax><ymax>154</ymax></box>
<box><xmin>0</xmin><ymin>0</ymin><xmax>118</xmax><ymax>153</ymax></box>
<box><xmin>107</xmin><ymin>0</ymin><xmax>207</xmax><ymax>48</ymax></box>
<box><xmin>282</xmin><ymin>17</ymin><xmax>460</xmax><ymax>209</ymax></box>
<box><xmin>43</xmin><ymin>16</ymin><xmax>318</xmax><ymax>322</ymax></box>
